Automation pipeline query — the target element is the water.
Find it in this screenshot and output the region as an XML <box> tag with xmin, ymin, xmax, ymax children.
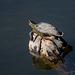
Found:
<box><xmin>0</xmin><ymin>0</ymin><xmax>75</xmax><ymax>75</ymax></box>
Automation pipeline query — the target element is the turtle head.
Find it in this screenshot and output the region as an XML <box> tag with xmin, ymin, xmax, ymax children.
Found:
<box><xmin>29</xmin><ymin>20</ymin><xmax>36</xmax><ymax>29</ymax></box>
<box><xmin>29</xmin><ymin>20</ymin><xmax>44</xmax><ymax>37</ymax></box>
<box><xmin>29</xmin><ymin>20</ymin><xmax>39</xmax><ymax>32</ymax></box>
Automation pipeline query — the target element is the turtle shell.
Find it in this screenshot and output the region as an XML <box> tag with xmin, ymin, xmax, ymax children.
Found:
<box><xmin>35</xmin><ymin>22</ymin><xmax>64</xmax><ymax>37</ymax></box>
<box><xmin>29</xmin><ymin>20</ymin><xmax>64</xmax><ymax>37</ymax></box>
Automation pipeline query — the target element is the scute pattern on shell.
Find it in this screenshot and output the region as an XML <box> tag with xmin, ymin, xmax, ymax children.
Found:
<box><xmin>34</xmin><ymin>22</ymin><xmax>63</xmax><ymax>36</ymax></box>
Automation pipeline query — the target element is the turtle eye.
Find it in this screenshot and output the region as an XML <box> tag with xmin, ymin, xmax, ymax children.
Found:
<box><xmin>36</xmin><ymin>24</ymin><xmax>38</xmax><ymax>27</ymax></box>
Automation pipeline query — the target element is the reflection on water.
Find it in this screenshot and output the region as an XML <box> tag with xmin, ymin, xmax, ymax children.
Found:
<box><xmin>30</xmin><ymin>44</ymin><xmax>74</xmax><ymax>74</ymax></box>
<box><xmin>56</xmin><ymin>66</ymin><xmax>75</xmax><ymax>75</ymax></box>
<box><xmin>32</xmin><ymin>56</ymin><xmax>75</xmax><ymax>75</ymax></box>
<box><xmin>32</xmin><ymin>56</ymin><xmax>64</xmax><ymax>71</ymax></box>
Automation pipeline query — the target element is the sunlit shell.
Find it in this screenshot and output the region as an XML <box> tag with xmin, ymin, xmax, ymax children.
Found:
<box><xmin>29</xmin><ymin>20</ymin><xmax>64</xmax><ymax>37</ymax></box>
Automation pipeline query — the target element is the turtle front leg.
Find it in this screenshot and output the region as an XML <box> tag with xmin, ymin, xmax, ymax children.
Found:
<box><xmin>29</xmin><ymin>31</ymin><xmax>34</xmax><ymax>41</ymax></box>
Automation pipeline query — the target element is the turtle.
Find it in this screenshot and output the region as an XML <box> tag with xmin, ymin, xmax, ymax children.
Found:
<box><xmin>29</xmin><ymin>20</ymin><xmax>64</xmax><ymax>38</ymax></box>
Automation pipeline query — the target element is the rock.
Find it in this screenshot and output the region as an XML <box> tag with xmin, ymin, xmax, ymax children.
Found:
<box><xmin>41</xmin><ymin>38</ymin><xmax>60</xmax><ymax>60</ymax></box>
<box><xmin>29</xmin><ymin>31</ymin><xmax>72</xmax><ymax>61</ymax></box>
<box><xmin>29</xmin><ymin>31</ymin><xmax>42</xmax><ymax>56</ymax></box>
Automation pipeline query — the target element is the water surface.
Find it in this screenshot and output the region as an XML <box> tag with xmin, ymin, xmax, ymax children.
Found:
<box><xmin>0</xmin><ymin>0</ymin><xmax>75</xmax><ymax>75</ymax></box>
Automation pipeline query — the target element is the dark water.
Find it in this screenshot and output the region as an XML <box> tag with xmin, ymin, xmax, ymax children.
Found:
<box><xmin>0</xmin><ymin>0</ymin><xmax>75</xmax><ymax>75</ymax></box>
